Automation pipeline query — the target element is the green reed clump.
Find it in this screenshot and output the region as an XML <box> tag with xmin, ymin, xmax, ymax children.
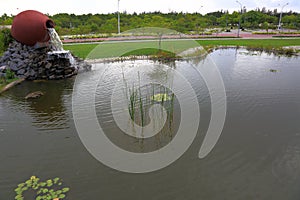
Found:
<box><xmin>128</xmin><ymin>85</ymin><xmax>137</xmax><ymax>121</ymax></box>
<box><xmin>124</xmin><ymin>79</ymin><xmax>175</xmax><ymax>134</ymax></box>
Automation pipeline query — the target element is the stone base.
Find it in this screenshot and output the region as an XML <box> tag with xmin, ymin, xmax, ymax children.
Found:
<box><xmin>0</xmin><ymin>40</ymin><xmax>91</xmax><ymax>80</ymax></box>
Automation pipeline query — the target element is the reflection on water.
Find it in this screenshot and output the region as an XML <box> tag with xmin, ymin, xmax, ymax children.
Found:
<box><xmin>1</xmin><ymin>48</ymin><xmax>300</xmax><ymax>199</ymax></box>
<box><xmin>0</xmin><ymin>79</ymin><xmax>74</xmax><ymax>131</ymax></box>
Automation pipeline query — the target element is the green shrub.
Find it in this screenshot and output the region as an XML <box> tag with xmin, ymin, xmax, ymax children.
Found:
<box><xmin>0</xmin><ymin>69</ymin><xmax>15</xmax><ymax>85</ymax></box>
<box><xmin>5</xmin><ymin>68</ymin><xmax>15</xmax><ymax>79</ymax></box>
<box><xmin>0</xmin><ymin>28</ymin><xmax>13</xmax><ymax>54</ymax></box>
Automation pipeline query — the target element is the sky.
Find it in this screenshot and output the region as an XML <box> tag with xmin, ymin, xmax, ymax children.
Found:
<box><xmin>1</xmin><ymin>0</ymin><xmax>299</xmax><ymax>16</ymax></box>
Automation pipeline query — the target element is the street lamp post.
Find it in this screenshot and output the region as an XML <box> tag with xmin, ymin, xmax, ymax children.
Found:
<box><xmin>197</xmin><ymin>6</ymin><xmax>204</xmax><ymax>35</ymax></box>
<box><xmin>199</xmin><ymin>5</ymin><xmax>203</xmax><ymax>13</ymax></box>
<box><xmin>236</xmin><ymin>0</ymin><xmax>243</xmax><ymax>38</ymax></box>
<box><xmin>278</xmin><ymin>3</ymin><xmax>289</xmax><ymax>31</ymax></box>
<box><xmin>117</xmin><ymin>0</ymin><xmax>120</xmax><ymax>34</ymax></box>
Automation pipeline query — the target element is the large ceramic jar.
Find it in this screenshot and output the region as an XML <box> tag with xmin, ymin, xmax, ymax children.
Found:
<box><xmin>11</xmin><ymin>10</ymin><xmax>55</xmax><ymax>46</ymax></box>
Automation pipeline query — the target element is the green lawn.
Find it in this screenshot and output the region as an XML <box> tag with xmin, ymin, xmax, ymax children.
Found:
<box><xmin>64</xmin><ymin>43</ymin><xmax>98</xmax><ymax>59</ymax></box>
<box><xmin>122</xmin><ymin>48</ymin><xmax>163</xmax><ymax>56</ymax></box>
<box><xmin>64</xmin><ymin>38</ymin><xmax>300</xmax><ymax>59</ymax></box>
<box><xmin>197</xmin><ymin>39</ymin><xmax>300</xmax><ymax>48</ymax></box>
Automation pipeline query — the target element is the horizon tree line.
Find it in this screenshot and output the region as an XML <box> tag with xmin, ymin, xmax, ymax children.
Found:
<box><xmin>0</xmin><ymin>8</ymin><xmax>300</xmax><ymax>35</ymax></box>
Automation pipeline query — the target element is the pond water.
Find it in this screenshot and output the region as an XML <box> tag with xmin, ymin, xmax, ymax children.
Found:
<box><xmin>1</xmin><ymin>48</ymin><xmax>300</xmax><ymax>199</ymax></box>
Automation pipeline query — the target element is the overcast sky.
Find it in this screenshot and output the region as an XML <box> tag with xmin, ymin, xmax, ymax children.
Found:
<box><xmin>1</xmin><ymin>0</ymin><xmax>299</xmax><ymax>15</ymax></box>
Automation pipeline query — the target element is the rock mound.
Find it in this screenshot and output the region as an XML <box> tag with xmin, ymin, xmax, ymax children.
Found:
<box><xmin>0</xmin><ymin>40</ymin><xmax>91</xmax><ymax>80</ymax></box>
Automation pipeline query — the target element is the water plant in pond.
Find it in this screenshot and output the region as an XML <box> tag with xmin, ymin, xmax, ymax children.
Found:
<box><xmin>128</xmin><ymin>84</ymin><xmax>175</xmax><ymax>133</ymax></box>
<box><xmin>121</xmin><ymin>68</ymin><xmax>176</xmax><ymax>139</ymax></box>
<box><xmin>138</xmin><ymin>72</ymin><xmax>145</xmax><ymax>127</ymax></box>
<box><xmin>128</xmin><ymin>85</ymin><xmax>137</xmax><ymax>121</ymax></box>
<box><xmin>14</xmin><ymin>176</ymin><xmax>69</xmax><ymax>200</ymax></box>
<box><xmin>151</xmin><ymin>93</ymin><xmax>172</xmax><ymax>102</ymax></box>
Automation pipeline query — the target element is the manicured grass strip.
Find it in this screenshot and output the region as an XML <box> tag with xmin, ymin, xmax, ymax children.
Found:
<box><xmin>121</xmin><ymin>48</ymin><xmax>176</xmax><ymax>57</ymax></box>
<box><xmin>197</xmin><ymin>39</ymin><xmax>300</xmax><ymax>48</ymax></box>
<box><xmin>122</xmin><ymin>48</ymin><xmax>161</xmax><ymax>56</ymax></box>
<box><xmin>64</xmin><ymin>40</ymin><xmax>199</xmax><ymax>59</ymax></box>
<box><xmin>63</xmin><ymin>39</ymin><xmax>300</xmax><ymax>59</ymax></box>
<box><xmin>64</xmin><ymin>44</ymin><xmax>98</xmax><ymax>59</ymax></box>
<box><xmin>85</xmin><ymin>40</ymin><xmax>199</xmax><ymax>59</ymax></box>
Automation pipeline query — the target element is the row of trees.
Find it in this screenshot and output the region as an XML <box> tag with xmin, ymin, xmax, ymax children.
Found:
<box><xmin>1</xmin><ymin>9</ymin><xmax>300</xmax><ymax>35</ymax></box>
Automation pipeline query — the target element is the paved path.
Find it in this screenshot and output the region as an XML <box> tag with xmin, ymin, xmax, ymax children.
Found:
<box><xmin>62</xmin><ymin>31</ymin><xmax>300</xmax><ymax>44</ymax></box>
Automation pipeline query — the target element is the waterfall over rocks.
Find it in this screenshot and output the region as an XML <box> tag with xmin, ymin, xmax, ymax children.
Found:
<box><xmin>48</xmin><ymin>28</ymin><xmax>64</xmax><ymax>52</ymax></box>
<box><xmin>0</xmin><ymin>29</ymin><xmax>91</xmax><ymax>80</ymax></box>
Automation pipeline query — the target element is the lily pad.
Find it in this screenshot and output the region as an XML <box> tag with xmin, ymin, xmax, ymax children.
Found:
<box><xmin>151</xmin><ymin>93</ymin><xmax>172</xmax><ymax>102</ymax></box>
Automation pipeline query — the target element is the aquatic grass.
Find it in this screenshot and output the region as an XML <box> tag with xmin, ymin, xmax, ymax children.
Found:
<box><xmin>139</xmin><ymin>94</ymin><xmax>144</xmax><ymax>126</ymax></box>
<box><xmin>128</xmin><ymin>85</ymin><xmax>137</xmax><ymax>121</ymax></box>
<box><xmin>138</xmin><ymin>72</ymin><xmax>145</xmax><ymax>127</ymax></box>
<box><xmin>168</xmin><ymin>93</ymin><xmax>175</xmax><ymax>129</ymax></box>
<box><xmin>122</xmin><ymin>70</ymin><xmax>176</xmax><ymax>137</ymax></box>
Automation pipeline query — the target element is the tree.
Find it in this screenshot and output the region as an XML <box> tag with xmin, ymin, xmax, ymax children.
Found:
<box><xmin>262</xmin><ymin>22</ymin><xmax>269</xmax><ymax>33</ymax></box>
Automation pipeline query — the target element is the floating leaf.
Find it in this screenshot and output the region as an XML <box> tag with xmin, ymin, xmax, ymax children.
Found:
<box><xmin>53</xmin><ymin>177</ymin><xmax>60</xmax><ymax>184</ymax></box>
<box><xmin>15</xmin><ymin>176</ymin><xmax>70</xmax><ymax>200</ymax></box>
<box><xmin>39</xmin><ymin>182</ymin><xmax>46</xmax><ymax>187</ymax></box>
<box><xmin>46</xmin><ymin>179</ymin><xmax>53</xmax><ymax>187</ymax></box>
<box><xmin>43</xmin><ymin>188</ymin><xmax>49</xmax><ymax>194</ymax></box>
<box><xmin>37</xmin><ymin>189</ymin><xmax>42</xmax><ymax>194</ymax></box>
<box><xmin>32</xmin><ymin>185</ymin><xmax>39</xmax><ymax>190</ymax></box>
<box><xmin>14</xmin><ymin>188</ymin><xmax>22</xmax><ymax>193</ymax></box>
<box><xmin>17</xmin><ymin>183</ymin><xmax>25</xmax><ymax>188</ymax></box>
<box><xmin>151</xmin><ymin>93</ymin><xmax>172</xmax><ymax>102</ymax></box>
<box><xmin>62</xmin><ymin>187</ymin><xmax>70</xmax><ymax>193</ymax></box>
<box><xmin>56</xmin><ymin>190</ymin><xmax>62</xmax><ymax>195</ymax></box>
<box><xmin>25</xmin><ymin>180</ymin><xmax>32</xmax><ymax>187</ymax></box>
<box><xmin>15</xmin><ymin>194</ymin><xmax>23</xmax><ymax>200</ymax></box>
<box><xmin>35</xmin><ymin>196</ymin><xmax>42</xmax><ymax>200</ymax></box>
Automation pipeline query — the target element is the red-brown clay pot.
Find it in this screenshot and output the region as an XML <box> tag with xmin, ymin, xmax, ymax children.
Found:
<box><xmin>11</xmin><ymin>10</ymin><xmax>55</xmax><ymax>46</ymax></box>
